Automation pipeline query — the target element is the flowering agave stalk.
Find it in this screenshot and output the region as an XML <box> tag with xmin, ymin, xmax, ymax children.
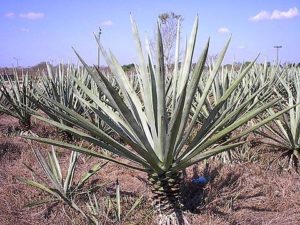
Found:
<box><xmin>26</xmin><ymin>17</ymin><xmax>295</xmax><ymax>224</ymax></box>
<box><xmin>0</xmin><ymin>71</ymin><xmax>37</xmax><ymax>130</ymax></box>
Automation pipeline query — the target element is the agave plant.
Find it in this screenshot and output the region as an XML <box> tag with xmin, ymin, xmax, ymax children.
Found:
<box><xmin>20</xmin><ymin>146</ymin><xmax>107</xmax><ymax>223</ymax></box>
<box><xmin>194</xmin><ymin>62</ymin><xmax>281</xmax><ymax>163</ymax></box>
<box><xmin>25</xmin><ymin>17</ymin><xmax>295</xmax><ymax>224</ymax></box>
<box><xmin>0</xmin><ymin>91</ymin><xmax>11</xmax><ymax>115</ymax></box>
<box><xmin>33</xmin><ymin>64</ymin><xmax>88</xmax><ymax>139</ymax></box>
<box><xmin>0</xmin><ymin>71</ymin><xmax>37</xmax><ymax>130</ymax></box>
<box><xmin>86</xmin><ymin>180</ymin><xmax>144</xmax><ymax>225</ymax></box>
<box><xmin>196</xmin><ymin>61</ymin><xmax>280</xmax><ymax>126</ymax></box>
<box><xmin>256</xmin><ymin>67</ymin><xmax>300</xmax><ymax>170</ymax></box>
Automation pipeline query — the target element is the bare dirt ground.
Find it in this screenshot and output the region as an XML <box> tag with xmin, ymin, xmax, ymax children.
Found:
<box><xmin>0</xmin><ymin>114</ymin><xmax>300</xmax><ymax>225</ymax></box>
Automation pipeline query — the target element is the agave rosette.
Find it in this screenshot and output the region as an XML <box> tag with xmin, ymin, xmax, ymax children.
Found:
<box><xmin>25</xmin><ymin>16</ymin><xmax>296</xmax><ymax>223</ymax></box>
<box><xmin>0</xmin><ymin>71</ymin><xmax>37</xmax><ymax>130</ymax></box>
<box><xmin>256</xmin><ymin>66</ymin><xmax>300</xmax><ymax>169</ymax></box>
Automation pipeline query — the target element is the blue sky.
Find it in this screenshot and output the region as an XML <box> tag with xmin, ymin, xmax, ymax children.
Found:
<box><xmin>0</xmin><ymin>0</ymin><xmax>299</xmax><ymax>67</ymax></box>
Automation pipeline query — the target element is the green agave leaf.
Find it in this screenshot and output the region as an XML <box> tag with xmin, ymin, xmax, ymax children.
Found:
<box><xmin>155</xmin><ymin>21</ymin><xmax>167</xmax><ymax>162</ymax></box>
<box><xmin>23</xmin><ymin>136</ymin><xmax>147</xmax><ymax>172</ymax></box>
<box><xmin>171</xmin><ymin>19</ymin><xmax>181</xmax><ymax>111</ymax></box>
<box><xmin>223</xmin><ymin>103</ymin><xmax>300</xmax><ymax>145</ymax></box>
<box><xmin>116</xmin><ymin>179</ymin><xmax>121</xmax><ymax>222</ymax></box>
<box><xmin>33</xmin><ymin>149</ymin><xmax>64</xmax><ymax>193</ymax></box>
<box><xmin>76</xmin><ymin>161</ymin><xmax>108</xmax><ymax>190</ymax></box>
<box><xmin>177</xmin><ymin>16</ymin><xmax>198</xmax><ymax>95</ymax></box>
<box><xmin>24</xmin><ymin>198</ymin><xmax>57</xmax><ymax>208</ymax></box>
<box><xmin>124</xmin><ymin>195</ymin><xmax>144</xmax><ymax>220</ymax></box>
<box><xmin>64</xmin><ymin>151</ymin><xmax>78</xmax><ymax>193</ymax></box>
<box><xmin>172</xmin><ymin>142</ymin><xmax>244</xmax><ymax>172</ymax></box>
<box><xmin>178</xmin><ymin>36</ymin><xmax>232</xmax><ymax>151</ymax></box>
<box><xmin>18</xmin><ymin>177</ymin><xmax>62</xmax><ymax>199</ymax></box>
<box><xmin>179</xmin><ymin>98</ymin><xmax>281</xmax><ymax>164</ymax></box>
<box><xmin>164</xmin><ymin>39</ymin><xmax>210</xmax><ymax>169</ymax></box>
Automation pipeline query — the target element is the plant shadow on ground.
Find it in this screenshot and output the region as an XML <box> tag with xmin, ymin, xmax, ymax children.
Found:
<box><xmin>180</xmin><ymin>163</ymin><xmax>238</xmax><ymax>213</ymax></box>
<box><xmin>0</xmin><ymin>141</ymin><xmax>22</xmax><ymax>162</ymax></box>
<box><xmin>180</xmin><ymin>160</ymin><xmax>283</xmax><ymax>224</ymax></box>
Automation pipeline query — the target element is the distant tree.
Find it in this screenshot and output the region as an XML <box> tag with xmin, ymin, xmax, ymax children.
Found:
<box><xmin>244</xmin><ymin>61</ymin><xmax>252</xmax><ymax>67</ymax></box>
<box><xmin>152</xmin><ymin>12</ymin><xmax>183</xmax><ymax>69</ymax></box>
<box><xmin>122</xmin><ymin>63</ymin><xmax>135</xmax><ymax>73</ymax></box>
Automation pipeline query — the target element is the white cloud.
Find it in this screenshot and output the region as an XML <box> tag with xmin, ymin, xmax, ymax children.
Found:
<box><xmin>271</xmin><ymin>7</ymin><xmax>298</xmax><ymax>20</ymax></box>
<box><xmin>218</xmin><ymin>27</ymin><xmax>230</xmax><ymax>33</ymax></box>
<box><xmin>237</xmin><ymin>45</ymin><xmax>246</xmax><ymax>49</ymax></box>
<box><xmin>101</xmin><ymin>20</ymin><xmax>113</xmax><ymax>26</ymax></box>
<box><xmin>19</xmin><ymin>28</ymin><xmax>30</xmax><ymax>32</ymax></box>
<box><xmin>249</xmin><ymin>11</ymin><xmax>270</xmax><ymax>21</ymax></box>
<box><xmin>4</xmin><ymin>12</ymin><xmax>15</xmax><ymax>18</ymax></box>
<box><xmin>19</xmin><ymin>12</ymin><xmax>45</xmax><ymax>20</ymax></box>
<box><xmin>250</xmin><ymin>7</ymin><xmax>299</xmax><ymax>21</ymax></box>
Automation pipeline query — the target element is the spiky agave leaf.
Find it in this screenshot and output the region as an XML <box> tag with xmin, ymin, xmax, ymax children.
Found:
<box><xmin>25</xmin><ymin>16</ymin><xmax>297</xmax><ymax>224</ymax></box>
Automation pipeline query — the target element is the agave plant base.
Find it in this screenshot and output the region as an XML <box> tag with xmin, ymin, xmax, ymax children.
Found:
<box><xmin>149</xmin><ymin>171</ymin><xmax>188</xmax><ymax>225</ymax></box>
<box><xmin>19</xmin><ymin>117</ymin><xmax>31</xmax><ymax>131</ymax></box>
<box><xmin>156</xmin><ymin>211</ymin><xmax>190</xmax><ymax>225</ymax></box>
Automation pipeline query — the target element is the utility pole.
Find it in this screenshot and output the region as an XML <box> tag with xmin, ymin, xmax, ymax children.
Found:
<box><xmin>13</xmin><ymin>57</ymin><xmax>20</xmax><ymax>68</ymax></box>
<box><xmin>274</xmin><ymin>45</ymin><xmax>282</xmax><ymax>65</ymax></box>
<box><xmin>97</xmin><ymin>27</ymin><xmax>102</xmax><ymax>69</ymax></box>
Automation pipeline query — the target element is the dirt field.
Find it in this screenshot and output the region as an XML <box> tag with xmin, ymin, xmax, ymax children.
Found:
<box><xmin>0</xmin><ymin>114</ymin><xmax>300</xmax><ymax>225</ymax></box>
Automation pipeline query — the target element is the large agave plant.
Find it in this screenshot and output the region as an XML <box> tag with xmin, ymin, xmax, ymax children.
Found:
<box><xmin>26</xmin><ymin>17</ymin><xmax>294</xmax><ymax>224</ymax></box>
<box><xmin>0</xmin><ymin>71</ymin><xmax>37</xmax><ymax>130</ymax></box>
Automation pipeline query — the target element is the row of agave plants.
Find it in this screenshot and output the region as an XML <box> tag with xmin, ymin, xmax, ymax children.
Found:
<box><xmin>0</xmin><ymin>16</ymin><xmax>300</xmax><ymax>224</ymax></box>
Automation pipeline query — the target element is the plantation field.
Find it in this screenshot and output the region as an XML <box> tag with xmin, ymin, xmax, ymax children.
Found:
<box><xmin>1</xmin><ymin>16</ymin><xmax>300</xmax><ymax>225</ymax></box>
<box><xmin>0</xmin><ymin>114</ymin><xmax>299</xmax><ymax>225</ymax></box>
